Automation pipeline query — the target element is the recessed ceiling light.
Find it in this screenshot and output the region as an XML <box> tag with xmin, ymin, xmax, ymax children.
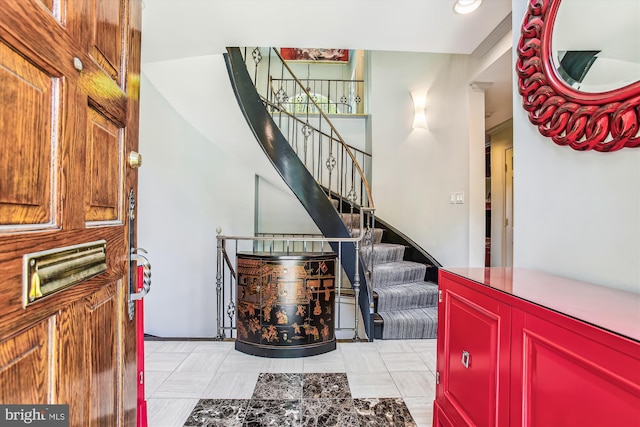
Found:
<box><xmin>454</xmin><ymin>0</ymin><xmax>483</xmax><ymax>14</ymax></box>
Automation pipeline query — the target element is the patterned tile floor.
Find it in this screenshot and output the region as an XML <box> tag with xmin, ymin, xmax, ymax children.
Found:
<box><xmin>144</xmin><ymin>339</ymin><xmax>437</xmax><ymax>426</ymax></box>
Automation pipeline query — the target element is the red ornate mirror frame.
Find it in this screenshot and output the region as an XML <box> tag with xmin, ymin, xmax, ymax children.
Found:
<box><xmin>516</xmin><ymin>0</ymin><xmax>640</xmax><ymax>151</ymax></box>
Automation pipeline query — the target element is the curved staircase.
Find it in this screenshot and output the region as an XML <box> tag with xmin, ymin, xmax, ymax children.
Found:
<box><xmin>225</xmin><ymin>46</ymin><xmax>441</xmax><ymax>340</ymax></box>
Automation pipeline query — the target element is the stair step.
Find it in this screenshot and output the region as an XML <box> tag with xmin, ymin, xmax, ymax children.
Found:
<box><xmin>340</xmin><ymin>212</ymin><xmax>361</xmax><ymax>228</ymax></box>
<box><xmin>373</xmin><ymin>313</ymin><xmax>384</xmax><ymax>339</ymax></box>
<box><xmin>370</xmin><ymin>261</ymin><xmax>426</xmax><ymax>288</ymax></box>
<box><xmin>374</xmin><ymin>281</ymin><xmax>438</xmax><ymax>312</ymax></box>
<box><xmin>350</xmin><ymin>228</ymin><xmax>383</xmax><ymax>244</ymax></box>
<box><xmin>377</xmin><ymin>307</ymin><xmax>438</xmax><ymax>339</ymax></box>
<box><xmin>361</xmin><ymin>243</ymin><xmax>405</xmax><ymax>267</ymax></box>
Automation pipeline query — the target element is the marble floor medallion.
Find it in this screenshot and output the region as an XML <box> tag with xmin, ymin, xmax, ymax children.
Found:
<box><xmin>183</xmin><ymin>373</ymin><xmax>416</xmax><ymax>426</ymax></box>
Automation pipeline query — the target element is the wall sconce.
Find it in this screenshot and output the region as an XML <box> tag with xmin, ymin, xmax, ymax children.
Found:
<box><xmin>411</xmin><ymin>92</ymin><xmax>428</xmax><ymax>129</ymax></box>
<box><xmin>453</xmin><ymin>0</ymin><xmax>483</xmax><ymax>14</ymax></box>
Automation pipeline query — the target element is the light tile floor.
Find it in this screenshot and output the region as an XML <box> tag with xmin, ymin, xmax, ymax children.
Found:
<box><xmin>144</xmin><ymin>339</ymin><xmax>437</xmax><ymax>426</ymax></box>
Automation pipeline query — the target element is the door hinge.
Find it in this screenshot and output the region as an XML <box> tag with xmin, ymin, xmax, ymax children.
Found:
<box><xmin>438</xmin><ymin>290</ymin><xmax>442</xmax><ymax>303</ymax></box>
<box><xmin>436</xmin><ymin>371</ymin><xmax>440</xmax><ymax>384</ymax></box>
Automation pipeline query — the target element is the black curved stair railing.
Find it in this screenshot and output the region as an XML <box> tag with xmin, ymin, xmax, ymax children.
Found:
<box><xmin>224</xmin><ymin>47</ymin><xmax>374</xmax><ymax>339</ymax></box>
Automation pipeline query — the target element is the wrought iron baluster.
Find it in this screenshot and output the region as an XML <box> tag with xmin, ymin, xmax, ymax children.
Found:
<box><xmin>336</xmin><ymin>243</ymin><xmax>342</xmax><ymax>329</ymax></box>
<box><xmin>317</xmin><ymin>131</ymin><xmax>323</xmax><ymax>184</ymax></box>
<box><xmin>301</xmin><ymin>123</ymin><xmax>311</xmax><ymax>167</ymax></box>
<box><xmin>216</xmin><ymin>228</ymin><xmax>224</xmax><ymax>339</ymax></box>
<box><xmin>326</xmin><ymin>137</ymin><xmax>336</xmax><ymax>197</ymax></box>
<box><xmin>251</xmin><ymin>47</ymin><xmax>261</xmax><ymax>86</ymax></box>
<box><xmin>353</xmin><ymin>233</ymin><xmax>361</xmax><ymax>341</ymax></box>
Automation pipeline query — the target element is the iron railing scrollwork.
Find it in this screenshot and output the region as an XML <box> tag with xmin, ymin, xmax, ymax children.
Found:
<box><xmin>215</xmin><ymin>229</ymin><xmax>366</xmax><ymax>341</ymax></box>
<box><xmin>269</xmin><ymin>78</ymin><xmax>364</xmax><ymax>114</ymax></box>
<box><xmin>241</xmin><ymin>47</ymin><xmax>374</xmax><ymax>211</ymax></box>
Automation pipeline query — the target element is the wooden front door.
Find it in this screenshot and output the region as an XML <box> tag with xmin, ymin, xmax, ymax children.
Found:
<box><xmin>0</xmin><ymin>1</ymin><xmax>142</xmax><ymax>425</ymax></box>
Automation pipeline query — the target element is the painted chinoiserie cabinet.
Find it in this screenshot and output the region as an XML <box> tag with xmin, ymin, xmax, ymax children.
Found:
<box><xmin>235</xmin><ymin>252</ymin><xmax>336</xmax><ymax>357</ymax></box>
<box><xmin>434</xmin><ymin>268</ymin><xmax>640</xmax><ymax>427</ymax></box>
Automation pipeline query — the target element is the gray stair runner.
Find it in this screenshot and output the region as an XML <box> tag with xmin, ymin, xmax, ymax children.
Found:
<box><xmin>376</xmin><ymin>307</ymin><xmax>438</xmax><ymax>340</ymax></box>
<box><xmin>337</xmin><ymin>208</ymin><xmax>438</xmax><ymax>339</ymax></box>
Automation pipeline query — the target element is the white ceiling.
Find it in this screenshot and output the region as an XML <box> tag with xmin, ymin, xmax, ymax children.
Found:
<box><xmin>141</xmin><ymin>0</ymin><xmax>514</xmax><ymax>126</ymax></box>
<box><xmin>142</xmin><ymin>0</ymin><xmax>513</xmax><ymax>62</ymax></box>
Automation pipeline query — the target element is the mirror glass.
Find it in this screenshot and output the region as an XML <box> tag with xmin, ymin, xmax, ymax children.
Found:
<box><xmin>551</xmin><ymin>0</ymin><xmax>640</xmax><ymax>93</ymax></box>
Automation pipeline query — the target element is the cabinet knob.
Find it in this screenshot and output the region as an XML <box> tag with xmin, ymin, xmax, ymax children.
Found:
<box><xmin>461</xmin><ymin>350</ymin><xmax>470</xmax><ymax>368</ymax></box>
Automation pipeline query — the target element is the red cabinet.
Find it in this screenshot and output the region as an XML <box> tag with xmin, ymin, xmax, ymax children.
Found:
<box><xmin>434</xmin><ymin>268</ymin><xmax>640</xmax><ymax>427</ymax></box>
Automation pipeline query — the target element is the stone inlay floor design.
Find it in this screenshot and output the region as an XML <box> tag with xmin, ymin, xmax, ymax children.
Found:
<box><xmin>183</xmin><ymin>372</ymin><xmax>416</xmax><ymax>426</ymax></box>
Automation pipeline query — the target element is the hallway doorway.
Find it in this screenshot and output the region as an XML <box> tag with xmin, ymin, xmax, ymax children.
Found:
<box><xmin>487</xmin><ymin>119</ymin><xmax>513</xmax><ymax>267</ymax></box>
<box><xmin>504</xmin><ymin>146</ymin><xmax>514</xmax><ymax>266</ymax></box>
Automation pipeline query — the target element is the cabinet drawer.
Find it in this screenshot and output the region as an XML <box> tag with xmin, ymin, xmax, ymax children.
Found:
<box><xmin>437</xmin><ymin>277</ymin><xmax>510</xmax><ymax>427</ymax></box>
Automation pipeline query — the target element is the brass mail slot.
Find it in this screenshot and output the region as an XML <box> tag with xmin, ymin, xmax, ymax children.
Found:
<box><xmin>23</xmin><ymin>240</ymin><xmax>107</xmax><ymax>307</ymax></box>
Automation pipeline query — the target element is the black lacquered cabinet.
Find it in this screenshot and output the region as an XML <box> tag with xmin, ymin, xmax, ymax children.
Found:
<box><xmin>235</xmin><ymin>252</ymin><xmax>337</xmax><ymax>357</ymax></box>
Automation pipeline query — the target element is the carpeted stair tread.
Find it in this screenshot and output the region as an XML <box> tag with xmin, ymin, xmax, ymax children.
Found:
<box><xmin>370</xmin><ymin>261</ymin><xmax>426</xmax><ymax>288</ymax></box>
<box><xmin>340</xmin><ymin>212</ymin><xmax>362</xmax><ymax>228</ymax></box>
<box><xmin>361</xmin><ymin>243</ymin><xmax>406</xmax><ymax>267</ymax></box>
<box><xmin>350</xmin><ymin>228</ymin><xmax>384</xmax><ymax>244</ymax></box>
<box><xmin>377</xmin><ymin>307</ymin><xmax>438</xmax><ymax>339</ymax></box>
<box><xmin>374</xmin><ymin>281</ymin><xmax>438</xmax><ymax>312</ymax></box>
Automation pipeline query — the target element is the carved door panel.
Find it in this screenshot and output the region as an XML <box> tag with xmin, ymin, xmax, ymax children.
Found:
<box><xmin>0</xmin><ymin>1</ymin><xmax>141</xmax><ymax>426</ymax></box>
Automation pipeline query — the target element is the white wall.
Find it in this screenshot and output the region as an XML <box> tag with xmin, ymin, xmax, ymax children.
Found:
<box><xmin>512</xmin><ymin>0</ymin><xmax>640</xmax><ymax>293</ymax></box>
<box><xmin>256</xmin><ymin>176</ymin><xmax>320</xmax><ymax>234</ymax></box>
<box><xmin>139</xmin><ymin>56</ymin><xmax>309</xmax><ymax>337</ymax></box>
<box><xmin>138</xmin><ymin>73</ymin><xmax>254</xmax><ymax>337</ymax></box>
<box><xmin>468</xmin><ymin>88</ymin><xmax>488</xmax><ymax>267</ymax></box>
<box><xmin>468</xmin><ymin>33</ymin><xmax>513</xmax><ymax>131</ymax></box>
<box><xmin>369</xmin><ymin>51</ymin><xmax>485</xmax><ymax>267</ymax></box>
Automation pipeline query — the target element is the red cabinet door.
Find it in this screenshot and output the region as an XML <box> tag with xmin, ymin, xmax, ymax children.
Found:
<box><xmin>436</xmin><ymin>274</ymin><xmax>511</xmax><ymax>427</ymax></box>
<box><xmin>511</xmin><ymin>309</ymin><xmax>640</xmax><ymax>427</ymax></box>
